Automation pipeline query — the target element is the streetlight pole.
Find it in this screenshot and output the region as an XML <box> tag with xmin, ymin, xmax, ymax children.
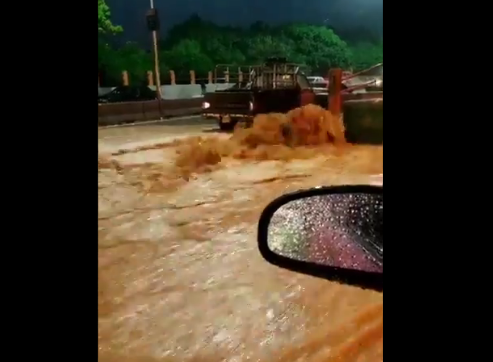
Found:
<box><xmin>149</xmin><ymin>0</ymin><xmax>162</xmax><ymax>99</ymax></box>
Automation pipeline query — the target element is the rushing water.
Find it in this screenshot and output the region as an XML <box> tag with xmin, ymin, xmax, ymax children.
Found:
<box><xmin>98</xmin><ymin>112</ymin><xmax>383</xmax><ymax>362</ymax></box>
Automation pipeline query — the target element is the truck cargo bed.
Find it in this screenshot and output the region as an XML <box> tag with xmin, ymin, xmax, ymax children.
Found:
<box><xmin>203</xmin><ymin>91</ymin><xmax>253</xmax><ymax>115</ymax></box>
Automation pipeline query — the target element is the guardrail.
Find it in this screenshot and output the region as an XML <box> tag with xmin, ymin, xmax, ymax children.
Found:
<box><xmin>98</xmin><ymin>90</ymin><xmax>382</xmax><ymax>127</ymax></box>
<box><xmin>98</xmin><ymin>98</ymin><xmax>203</xmax><ymax>126</ymax></box>
<box><xmin>343</xmin><ymin>92</ymin><xmax>383</xmax><ymax>102</ymax></box>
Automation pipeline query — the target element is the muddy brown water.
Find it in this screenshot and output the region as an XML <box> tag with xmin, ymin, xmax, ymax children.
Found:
<box><xmin>98</xmin><ymin>110</ymin><xmax>383</xmax><ymax>362</ymax></box>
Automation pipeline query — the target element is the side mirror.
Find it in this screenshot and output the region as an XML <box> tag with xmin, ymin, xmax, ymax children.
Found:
<box><xmin>257</xmin><ymin>185</ymin><xmax>383</xmax><ymax>291</ymax></box>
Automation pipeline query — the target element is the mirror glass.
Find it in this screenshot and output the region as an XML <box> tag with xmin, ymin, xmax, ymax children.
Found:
<box><xmin>267</xmin><ymin>192</ymin><xmax>383</xmax><ymax>273</ymax></box>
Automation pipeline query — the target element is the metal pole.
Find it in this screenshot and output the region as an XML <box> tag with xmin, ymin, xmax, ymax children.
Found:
<box><xmin>150</xmin><ymin>0</ymin><xmax>162</xmax><ymax>99</ymax></box>
<box><xmin>328</xmin><ymin>68</ymin><xmax>342</xmax><ymax>116</ymax></box>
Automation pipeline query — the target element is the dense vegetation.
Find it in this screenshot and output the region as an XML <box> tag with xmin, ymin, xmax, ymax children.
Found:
<box><xmin>98</xmin><ymin>0</ymin><xmax>383</xmax><ymax>85</ymax></box>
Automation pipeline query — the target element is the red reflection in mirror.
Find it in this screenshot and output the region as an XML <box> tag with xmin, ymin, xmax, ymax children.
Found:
<box><xmin>307</xmin><ymin>228</ymin><xmax>382</xmax><ymax>273</ymax></box>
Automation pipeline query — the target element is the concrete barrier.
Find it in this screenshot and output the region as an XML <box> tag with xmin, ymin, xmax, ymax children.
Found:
<box><xmin>101</xmin><ymin>83</ymin><xmax>379</xmax><ymax>100</ymax></box>
<box><xmin>98</xmin><ymin>98</ymin><xmax>203</xmax><ymax>126</ymax></box>
<box><xmin>205</xmin><ymin>83</ymin><xmax>236</xmax><ymax>93</ymax></box>
<box><xmin>149</xmin><ymin>85</ymin><xmax>203</xmax><ymax>100</ymax></box>
<box><xmin>98</xmin><ymin>85</ymin><xmax>204</xmax><ymax>100</ymax></box>
<box><xmin>343</xmin><ymin>98</ymin><xmax>383</xmax><ymax>144</ymax></box>
<box><xmin>163</xmin><ymin>84</ymin><xmax>203</xmax><ymax>99</ymax></box>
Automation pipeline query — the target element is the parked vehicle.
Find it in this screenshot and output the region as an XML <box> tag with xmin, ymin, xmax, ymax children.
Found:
<box><xmin>307</xmin><ymin>76</ymin><xmax>328</xmax><ymax>88</ymax></box>
<box><xmin>98</xmin><ymin>85</ymin><xmax>157</xmax><ymax>104</ymax></box>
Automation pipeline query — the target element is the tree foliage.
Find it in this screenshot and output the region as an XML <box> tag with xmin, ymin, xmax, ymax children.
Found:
<box><xmin>350</xmin><ymin>41</ymin><xmax>383</xmax><ymax>71</ymax></box>
<box><xmin>98</xmin><ymin>5</ymin><xmax>383</xmax><ymax>85</ymax></box>
<box><xmin>98</xmin><ymin>0</ymin><xmax>122</xmax><ymax>35</ymax></box>
<box><xmin>98</xmin><ymin>0</ymin><xmax>124</xmax><ymax>80</ymax></box>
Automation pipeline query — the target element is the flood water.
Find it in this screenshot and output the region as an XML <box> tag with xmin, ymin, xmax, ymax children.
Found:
<box><xmin>98</xmin><ymin>112</ymin><xmax>383</xmax><ymax>362</ymax></box>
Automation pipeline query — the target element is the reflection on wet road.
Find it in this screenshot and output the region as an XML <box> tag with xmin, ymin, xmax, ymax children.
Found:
<box><xmin>98</xmin><ymin>117</ymin><xmax>383</xmax><ymax>362</ymax></box>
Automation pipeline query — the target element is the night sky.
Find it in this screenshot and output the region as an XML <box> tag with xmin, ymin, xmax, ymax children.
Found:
<box><xmin>107</xmin><ymin>0</ymin><xmax>383</xmax><ymax>47</ymax></box>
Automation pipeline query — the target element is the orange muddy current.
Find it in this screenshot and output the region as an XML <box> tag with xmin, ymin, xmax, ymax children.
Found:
<box><xmin>98</xmin><ymin>106</ymin><xmax>383</xmax><ymax>362</ymax></box>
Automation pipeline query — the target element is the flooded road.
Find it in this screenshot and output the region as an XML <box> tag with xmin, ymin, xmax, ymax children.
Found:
<box><xmin>98</xmin><ymin>113</ymin><xmax>383</xmax><ymax>362</ymax></box>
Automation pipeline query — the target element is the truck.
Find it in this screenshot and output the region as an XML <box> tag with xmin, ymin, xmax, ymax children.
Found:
<box><xmin>201</xmin><ymin>57</ymin><xmax>330</xmax><ymax>131</ymax></box>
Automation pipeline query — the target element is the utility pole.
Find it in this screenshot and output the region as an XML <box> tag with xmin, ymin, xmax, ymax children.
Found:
<box><xmin>147</xmin><ymin>0</ymin><xmax>162</xmax><ymax>99</ymax></box>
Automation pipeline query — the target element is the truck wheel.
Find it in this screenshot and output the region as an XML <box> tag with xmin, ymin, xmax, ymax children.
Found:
<box><xmin>218</xmin><ymin>118</ymin><xmax>238</xmax><ymax>132</ymax></box>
